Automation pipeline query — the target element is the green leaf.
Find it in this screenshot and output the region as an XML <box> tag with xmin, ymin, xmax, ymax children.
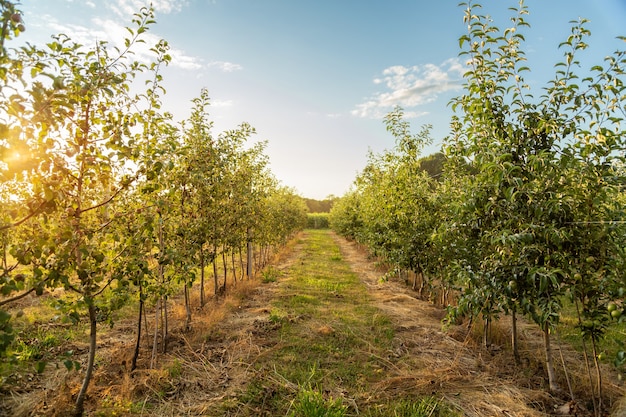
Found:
<box><xmin>36</xmin><ymin>361</ymin><xmax>47</xmax><ymax>374</ymax></box>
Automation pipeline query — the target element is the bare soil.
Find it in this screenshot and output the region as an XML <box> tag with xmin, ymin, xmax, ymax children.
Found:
<box><xmin>2</xmin><ymin>230</ymin><xmax>626</xmax><ymax>416</ymax></box>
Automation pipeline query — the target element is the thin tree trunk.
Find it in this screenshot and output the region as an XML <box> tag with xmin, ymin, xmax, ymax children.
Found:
<box><xmin>212</xmin><ymin>251</ymin><xmax>219</xmax><ymax>297</ymax></box>
<box><xmin>238</xmin><ymin>247</ymin><xmax>244</xmax><ymax>280</ymax></box>
<box><xmin>184</xmin><ymin>285</ymin><xmax>192</xmax><ymax>331</ymax></box>
<box><xmin>142</xmin><ymin>301</ymin><xmax>148</xmax><ymax>338</ymax></box>
<box><xmin>483</xmin><ymin>315</ymin><xmax>491</xmax><ymax>348</ymax></box>
<box><xmin>162</xmin><ymin>296</ymin><xmax>168</xmax><ymax>354</ymax></box>
<box><xmin>591</xmin><ymin>338</ymin><xmax>603</xmax><ymax>415</ymax></box>
<box><xmin>73</xmin><ymin>303</ymin><xmax>97</xmax><ymax>417</ymax></box>
<box><xmin>222</xmin><ymin>248</ymin><xmax>227</xmax><ymax>292</ymax></box>
<box><xmin>150</xmin><ymin>298</ymin><xmax>159</xmax><ymax>369</ymax></box>
<box><xmin>231</xmin><ymin>251</ymin><xmax>237</xmax><ymax>284</ymax></box>
<box><xmin>575</xmin><ymin>299</ymin><xmax>599</xmax><ymax>415</ymax></box>
<box><xmin>543</xmin><ymin>322</ymin><xmax>560</xmax><ymax>393</ymax></box>
<box><xmin>512</xmin><ymin>307</ymin><xmax>520</xmax><ymax>364</ymax></box>
<box><xmin>200</xmin><ymin>247</ymin><xmax>205</xmax><ymax>307</ymax></box>
<box><xmin>247</xmin><ymin>229</ymin><xmax>253</xmax><ymax>278</ymax></box>
<box><xmin>131</xmin><ymin>280</ymin><xmax>143</xmax><ymax>372</ymax></box>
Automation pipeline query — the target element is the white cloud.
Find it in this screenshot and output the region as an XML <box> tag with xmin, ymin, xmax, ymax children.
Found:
<box><xmin>111</xmin><ymin>0</ymin><xmax>189</xmax><ymax>16</ymax></box>
<box><xmin>208</xmin><ymin>61</ymin><xmax>243</xmax><ymax>72</ymax></box>
<box><xmin>212</xmin><ymin>99</ymin><xmax>233</xmax><ymax>107</ymax></box>
<box><xmin>168</xmin><ymin>49</ymin><xmax>204</xmax><ymax>70</ymax></box>
<box><xmin>44</xmin><ymin>16</ymin><xmax>240</xmax><ymax>73</ymax></box>
<box><xmin>39</xmin><ymin>3</ymin><xmax>243</xmax><ymax>75</ymax></box>
<box><xmin>352</xmin><ymin>58</ymin><xmax>465</xmax><ymax>119</ymax></box>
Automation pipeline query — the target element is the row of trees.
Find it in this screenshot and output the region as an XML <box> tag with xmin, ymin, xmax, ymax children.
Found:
<box><xmin>0</xmin><ymin>3</ymin><xmax>307</xmax><ymax>416</ymax></box>
<box><xmin>330</xmin><ymin>2</ymin><xmax>626</xmax><ymax>415</ymax></box>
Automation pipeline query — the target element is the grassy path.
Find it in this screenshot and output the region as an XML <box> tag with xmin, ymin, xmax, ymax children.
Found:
<box><xmin>101</xmin><ymin>229</ymin><xmax>566</xmax><ymax>416</ymax></box>
<box><xmin>204</xmin><ymin>230</ymin><xmax>456</xmax><ymax>417</ymax></box>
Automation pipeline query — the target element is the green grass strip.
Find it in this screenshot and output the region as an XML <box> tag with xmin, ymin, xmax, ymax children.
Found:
<box><xmin>228</xmin><ymin>229</ymin><xmax>458</xmax><ymax>417</ymax></box>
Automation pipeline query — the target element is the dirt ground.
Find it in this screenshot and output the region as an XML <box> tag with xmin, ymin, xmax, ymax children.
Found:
<box><xmin>3</xmin><ymin>230</ymin><xmax>626</xmax><ymax>416</ymax></box>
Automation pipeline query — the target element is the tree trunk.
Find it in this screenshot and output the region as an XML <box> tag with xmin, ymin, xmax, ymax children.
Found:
<box><xmin>200</xmin><ymin>248</ymin><xmax>205</xmax><ymax>307</ymax></box>
<box><xmin>131</xmin><ymin>281</ymin><xmax>143</xmax><ymax>372</ymax></box>
<box><xmin>483</xmin><ymin>315</ymin><xmax>491</xmax><ymax>348</ymax></box>
<box><xmin>184</xmin><ymin>284</ymin><xmax>192</xmax><ymax>331</ymax></box>
<box><xmin>575</xmin><ymin>299</ymin><xmax>599</xmax><ymax>415</ymax></box>
<box><xmin>543</xmin><ymin>322</ymin><xmax>560</xmax><ymax>393</ymax></box>
<box><xmin>73</xmin><ymin>303</ymin><xmax>97</xmax><ymax>416</ymax></box>
<box><xmin>591</xmin><ymin>338</ymin><xmax>603</xmax><ymax>415</ymax></box>
<box><xmin>512</xmin><ymin>307</ymin><xmax>520</xmax><ymax>364</ymax></box>
<box><xmin>142</xmin><ymin>301</ymin><xmax>148</xmax><ymax>339</ymax></box>
<box><xmin>212</xmin><ymin>251</ymin><xmax>219</xmax><ymax>297</ymax></box>
<box><xmin>162</xmin><ymin>296</ymin><xmax>168</xmax><ymax>354</ymax></box>
<box><xmin>153</xmin><ymin>211</ymin><xmax>165</xmax><ymax>364</ymax></box>
<box><xmin>150</xmin><ymin>298</ymin><xmax>159</xmax><ymax>369</ymax></box>
<box><xmin>247</xmin><ymin>229</ymin><xmax>253</xmax><ymax>278</ymax></box>
<box><xmin>231</xmin><ymin>251</ymin><xmax>237</xmax><ymax>284</ymax></box>
<box><xmin>238</xmin><ymin>247</ymin><xmax>244</xmax><ymax>279</ymax></box>
<box><xmin>261</xmin><ymin>246</ymin><xmax>267</xmax><ymax>268</ymax></box>
<box><xmin>222</xmin><ymin>249</ymin><xmax>227</xmax><ymax>292</ymax></box>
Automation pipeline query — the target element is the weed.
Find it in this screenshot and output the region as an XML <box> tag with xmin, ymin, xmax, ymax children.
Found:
<box><xmin>269</xmin><ymin>308</ymin><xmax>286</xmax><ymax>323</ymax></box>
<box><xmin>96</xmin><ymin>396</ymin><xmax>134</xmax><ymax>416</ymax></box>
<box><xmin>262</xmin><ymin>266</ymin><xmax>280</xmax><ymax>283</ymax></box>
<box><xmin>167</xmin><ymin>358</ymin><xmax>182</xmax><ymax>379</ymax></box>
<box><xmin>362</xmin><ymin>397</ymin><xmax>460</xmax><ymax>417</ymax></box>
<box><xmin>289</xmin><ymin>385</ymin><xmax>347</xmax><ymax>417</ymax></box>
<box><xmin>11</xmin><ymin>330</ymin><xmax>60</xmax><ymax>364</ymax></box>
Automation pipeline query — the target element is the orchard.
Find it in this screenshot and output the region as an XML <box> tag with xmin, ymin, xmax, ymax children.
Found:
<box><xmin>0</xmin><ymin>2</ymin><xmax>306</xmax><ymax>415</ymax></box>
<box><xmin>330</xmin><ymin>1</ymin><xmax>626</xmax><ymax>415</ymax></box>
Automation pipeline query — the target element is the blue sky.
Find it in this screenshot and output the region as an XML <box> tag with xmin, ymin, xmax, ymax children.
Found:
<box><xmin>14</xmin><ymin>0</ymin><xmax>626</xmax><ymax>199</ymax></box>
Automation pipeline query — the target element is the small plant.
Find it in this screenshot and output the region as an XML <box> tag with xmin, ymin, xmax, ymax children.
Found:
<box><xmin>362</xmin><ymin>397</ymin><xmax>458</xmax><ymax>417</ymax></box>
<box><xmin>262</xmin><ymin>266</ymin><xmax>280</xmax><ymax>283</ymax></box>
<box><xmin>167</xmin><ymin>358</ymin><xmax>182</xmax><ymax>379</ymax></box>
<box><xmin>289</xmin><ymin>385</ymin><xmax>347</xmax><ymax>417</ymax></box>
<box><xmin>269</xmin><ymin>308</ymin><xmax>286</xmax><ymax>324</ymax></box>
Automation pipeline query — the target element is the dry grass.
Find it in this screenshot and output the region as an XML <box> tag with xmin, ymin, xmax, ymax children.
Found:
<box><xmin>334</xmin><ymin>232</ymin><xmax>626</xmax><ymax>416</ymax></box>
<box><xmin>0</xmin><ymin>241</ymin><xmax>294</xmax><ymax>416</ymax></box>
<box><xmin>3</xmin><ymin>232</ymin><xmax>626</xmax><ymax>416</ymax></box>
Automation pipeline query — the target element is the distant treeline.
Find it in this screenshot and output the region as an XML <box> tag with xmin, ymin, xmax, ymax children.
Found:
<box><xmin>307</xmin><ymin>213</ymin><xmax>329</xmax><ymax>229</ymax></box>
<box><xmin>303</xmin><ymin>153</ymin><xmax>444</xmax><ymax>215</ymax></box>
<box><xmin>304</xmin><ymin>197</ymin><xmax>336</xmax><ymax>213</ymax></box>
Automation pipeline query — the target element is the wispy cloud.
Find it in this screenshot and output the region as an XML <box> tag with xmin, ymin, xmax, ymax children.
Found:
<box><xmin>208</xmin><ymin>61</ymin><xmax>243</xmax><ymax>72</ymax></box>
<box><xmin>212</xmin><ymin>99</ymin><xmax>234</xmax><ymax>108</ymax></box>
<box><xmin>110</xmin><ymin>0</ymin><xmax>189</xmax><ymax>16</ymax></box>
<box><xmin>43</xmin><ymin>12</ymin><xmax>241</xmax><ymax>73</ymax></box>
<box><xmin>352</xmin><ymin>58</ymin><xmax>465</xmax><ymax>119</ymax></box>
